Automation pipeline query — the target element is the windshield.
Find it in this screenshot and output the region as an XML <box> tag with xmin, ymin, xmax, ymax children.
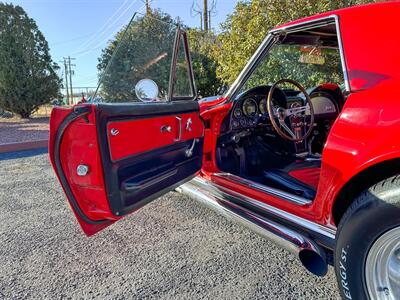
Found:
<box><xmin>95</xmin><ymin>12</ymin><xmax>192</xmax><ymax>103</ymax></box>
<box><xmin>239</xmin><ymin>42</ymin><xmax>344</xmax><ymax>94</ymax></box>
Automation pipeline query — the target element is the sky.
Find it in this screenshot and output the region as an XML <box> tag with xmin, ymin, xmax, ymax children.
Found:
<box><xmin>8</xmin><ymin>0</ymin><xmax>238</xmax><ymax>89</ymax></box>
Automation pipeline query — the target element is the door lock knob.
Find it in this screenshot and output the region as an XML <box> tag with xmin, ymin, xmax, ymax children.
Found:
<box><xmin>186</xmin><ymin>118</ymin><xmax>192</xmax><ymax>131</ymax></box>
<box><xmin>110</xmin><ymin>128</ymin><xmax>119</xmax><ymax>136</ymax></box>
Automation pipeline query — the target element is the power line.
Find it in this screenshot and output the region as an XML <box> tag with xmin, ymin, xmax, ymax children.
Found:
<box><xmin>52</xmin><ymin>32</ymin><xmax>98</xmax><ymax>47</ymax></box>
<box><xmin>72</xmin><ymin>2</ymin><xmax>146</xmax><ymax>58</ymax></box>
<box><xmin>191</xmin><ymin>1</ymin><xmax>203</xmax><ymax>30</ymax></box>
<box><xmin>209</xmin><ymin>0</ymin><xmax>218</xmax><ymax>30</ymax></box>
<box><xmin>73</xmin><ymin>0</ymin><xmax>134</xmax><ymax>54</ymax></box>
<box><xmin>191</xmin><ymin>0</ymin><xmax>217</xmax><ymax>31</ymax></box>
<box><xmin>71</xmin><ymin>0</ymin><xmax>141</xmax><ymax>57</ymax></box>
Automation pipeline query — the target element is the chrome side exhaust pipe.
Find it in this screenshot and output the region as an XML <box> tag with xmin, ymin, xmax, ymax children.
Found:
<box><xmin>177</xmin><ymin>178</ymin><xmax>329</xmax><ymax>277</ymax></box>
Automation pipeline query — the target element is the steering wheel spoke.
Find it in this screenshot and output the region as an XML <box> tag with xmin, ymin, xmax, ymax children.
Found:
<box><xmin>278</xmin><ymin>120</ymin><xmax>296</xmax><ymax>139</ymax></box>
<box><xmin>267</xmin><ymin>79</ymin><xmax>315</xmax><ymax>142</ymax></box>
<box><xmin>286</xmin><ymin>105</ymin><xmax>307</xmax><ymax>117</ymax></box>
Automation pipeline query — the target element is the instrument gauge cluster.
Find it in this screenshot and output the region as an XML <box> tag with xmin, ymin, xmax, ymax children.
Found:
<box><xmin>259</xmin><ymin>98</ymin><xmax>267</xmax><ymax>115</ymax></box>
<box><xmin>229</xmin><ymin>87</ymin><xmax>288</xmax><ymax>131</ymax></box>
<box><xmin>242</xmin><ymin>98</ymin><xmax>258</xmax><ymax>117</ymax></box>
<box><xmin>231</xmin><ymin>96</ymin><xmax>264</xmax><ymax>130</ymax></box>
<box><xmin>233</xmin><ymin>107</ymin><xmax>242</xmax><ymax>118</ymax></box>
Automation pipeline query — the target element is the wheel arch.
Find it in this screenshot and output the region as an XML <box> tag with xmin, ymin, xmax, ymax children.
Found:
<box><xmin>332</xmin><ymin>157</ymin><xmax>400</xmax><ymax>226</ymax></box>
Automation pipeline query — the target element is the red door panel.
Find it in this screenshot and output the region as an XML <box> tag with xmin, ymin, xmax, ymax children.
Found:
<box><xmin>49</xmin><ymin>105</ymin><xmax>117</xmax><ymax>236</ymax></box>
<box><xmin>49</xmin><ymin>102</ymin><xmax>203</xmax><ymax>236</ymax></box>
<box><xmin>107</xmin><ymin>112</ymin><xmax>203</xmax><ymax>161</ymax></box>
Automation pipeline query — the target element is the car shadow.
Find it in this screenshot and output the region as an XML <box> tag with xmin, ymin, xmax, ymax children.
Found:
<box><xmin>0</xmin><ymin>148</ymin><xmax>48</xmax><ymax>161</ymax></box>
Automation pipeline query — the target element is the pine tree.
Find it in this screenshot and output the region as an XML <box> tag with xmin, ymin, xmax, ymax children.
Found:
<box><xmin>0</xmin><ymin>3</ymin><xmax>61</xmax><ymax>118</ymax></box>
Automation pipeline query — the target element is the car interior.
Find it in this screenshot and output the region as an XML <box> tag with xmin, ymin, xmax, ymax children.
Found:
<box><xmin>215</xmin><ymin>23</ymin><xmax>345</xmax><ymax>201</ymax></box>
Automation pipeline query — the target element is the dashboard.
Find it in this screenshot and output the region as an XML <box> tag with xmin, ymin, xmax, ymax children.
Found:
<box><xmin>230</xmin><ymin>86</ymin><xmax>289</xmax><ymax>130</ymax></box>
<box><xmin>229</xmin><ymin>85</ymin><xmax>339</xmax><ymax>131</ymax></box>
<box><xmin>231</xmin><ymin>96</ymin><xmax>265</xmax><ymax>129</ymax></box>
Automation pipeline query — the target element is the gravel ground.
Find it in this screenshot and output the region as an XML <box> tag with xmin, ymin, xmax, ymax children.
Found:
<box><xmin>0</xmin><ymin>117</ymin><xmax>49</xmax><ymax>144</ymax></box>
<box><xmin>0</xmin><ymin>150</ymin><xmax>341</xmax><ymax>299</ymax></box>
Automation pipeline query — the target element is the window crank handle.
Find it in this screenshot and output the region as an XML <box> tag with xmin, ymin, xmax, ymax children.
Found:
<box><xmin>185</xmin><ymin>138</ymin><xmax>199</xmax><ymax>157</ymax></box>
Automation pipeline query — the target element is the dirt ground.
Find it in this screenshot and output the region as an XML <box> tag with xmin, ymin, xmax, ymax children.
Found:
<box><xmin>0</xmin><ymin>117</ymin><xmax>49</xmax><ymax>144</ymax></box>
<box><xmin>0</xmin><ymin>150</ymin><xmax>341</xmax><ymax>299</ymax></box>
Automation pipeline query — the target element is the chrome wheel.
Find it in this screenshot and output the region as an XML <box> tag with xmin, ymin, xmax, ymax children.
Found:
<box><xmin>365</xmin><ymin>226</ymin><xmax>400</xmax><ymax>300</ymax></box>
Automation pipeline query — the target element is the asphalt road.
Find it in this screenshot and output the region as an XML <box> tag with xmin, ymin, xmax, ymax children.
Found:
<box><xmin>0</xmin><ymin>150</ymin><xmax>341</xmax><ymax>299</ymax></box>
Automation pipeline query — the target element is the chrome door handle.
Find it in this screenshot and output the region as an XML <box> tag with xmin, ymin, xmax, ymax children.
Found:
<box><xmin>175</xmin><ymin>116</ymin><xmax>182</xmax><ymax>141</ymax></box>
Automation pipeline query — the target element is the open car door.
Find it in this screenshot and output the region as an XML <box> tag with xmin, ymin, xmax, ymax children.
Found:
<box><xmin>49</xmin><ymin>14</ymin><xmax>203</xmax><ymax>236</ymax></box>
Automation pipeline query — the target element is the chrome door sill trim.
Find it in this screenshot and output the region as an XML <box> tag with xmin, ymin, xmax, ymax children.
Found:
<box><xmin>213</xmin><ymin>172</ymin><xmax>313</xmax><ymax>206</ymax></box>
<box><xmin>191</xmin><ymin>176</ymin><xmax>335</xmax><ymax>240</ymax></box>
<box><xmin>178</xmin><ymin>177</ymin><xmax>333</xmax><ymax>276</ymax></box>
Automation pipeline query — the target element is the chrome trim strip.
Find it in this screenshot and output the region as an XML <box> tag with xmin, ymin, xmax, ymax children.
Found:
<box><xmin>213</xmin><ymin>172</ymin><xmax>312</xmax><ymax>206</ymax></box>
<box><xmin>184</xmin><ymin>176</ymin><xmax>336</xmax><ymax>240</ymax></box>
<box><xmin>270</xmin><ymin>15</ymin><xmax>336</xmax><ymax>34</ymax></box>
<box><xmin>223</xmin><ymin>14</ymin><xmax>350</xmax><ymax>103</ymax></box>
<box><xmin>224</xmin><ymin>33</ymin><xmax>275</xmax><ymax>100</ymax></box>
<box><xmin>333</xmin><ymin>15</ymin><xmax>351</xmax><ymax>92</ymax></box>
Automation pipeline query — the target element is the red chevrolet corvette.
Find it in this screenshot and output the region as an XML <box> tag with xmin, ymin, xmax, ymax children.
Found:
<box><xmin>49</xmin><ymin>2</ymin><xmax>400</xmax><ymax>299</ymax></box>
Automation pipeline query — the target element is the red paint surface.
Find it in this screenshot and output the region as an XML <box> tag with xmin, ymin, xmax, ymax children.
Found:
<box><xmin>49</xmin><ymin>105</ymin><xmax>117</xmax><ymax>236</ymax></box>
<box><xmin>108</xmin><ymin>112</ymin><xmax>204</xmax><ymax>161</ymax></box>
<box><xmin>49</xmin><ymin>105</ymin><xmax>204</xmax><ymax>235</ymax></box>
<box><xmin>51</xmin><ymin>2</ymin><xmax>400</xmax><ymax>235</ymax></box>
<box><xmin>201</xmin><ymin>2</ymin><xmax>400</xmax><ymax>228</ymax></box>
<box><xmin>288</xmin><ymin>168</ymin><xmax>320</xmax><ymax>189</ymax></box>
<box><xmin>319</xmin><ymin>83</ymin><xmax>340</xmax><ymax>92</ymax></box>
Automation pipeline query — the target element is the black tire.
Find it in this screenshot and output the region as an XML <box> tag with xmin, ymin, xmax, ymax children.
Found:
<box><xmin>334</xmin><ymin>175</ymin><xmax>400</xmax><ymax>300</ymax></box>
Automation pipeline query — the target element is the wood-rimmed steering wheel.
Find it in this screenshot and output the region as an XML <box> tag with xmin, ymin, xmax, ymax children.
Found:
<box><xmin>267</xmin><ymin>79</ymin><xmax>315</xmax><ymax>142</ymax></box>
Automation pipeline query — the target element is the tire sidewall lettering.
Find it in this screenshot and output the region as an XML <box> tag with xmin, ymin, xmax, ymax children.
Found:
<box><xmin>339</xmin><ymin>246</ymin><xmax>352</xmax><ymax>300</ymax></box>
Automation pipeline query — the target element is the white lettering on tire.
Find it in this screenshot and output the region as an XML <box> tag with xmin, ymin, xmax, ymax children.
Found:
<box><xmin>340</xmin><ymin>247</ymin><xmax>352</xmax><ymax>299</ymax></box>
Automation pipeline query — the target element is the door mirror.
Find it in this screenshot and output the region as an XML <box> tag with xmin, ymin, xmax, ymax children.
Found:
<box><xmin>135</xmin><ymin>79</ymin><xmax>159</xmax><ymax>102</ymax></box>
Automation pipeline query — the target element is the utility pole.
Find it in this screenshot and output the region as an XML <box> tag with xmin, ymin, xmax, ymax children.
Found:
<box><xmin>64</xmin><ymin>56</ymin><xmax>76</xmax><ymax>105</ymax></box>
<box><xmin>145</xmin><ymin>0</ymin><xmax>151</xmax><ymax>15</ymax></box>
<box><xmin>191</xmin><ymin>0</ymin><xmax>216</xmax><ymax>31</ymax></box>
<box><xmin>203</xmin><ymin>0</ymin><xmax>208</xmax><ymax>31</ymax></box>
<box><xmin>61</xmin><ymin>59</ymin><xmax>70</xmax><ymax>105</ymax></box>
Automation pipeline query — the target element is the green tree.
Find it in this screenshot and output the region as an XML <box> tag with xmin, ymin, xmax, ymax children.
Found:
<box><xmin>213</xmin><ymin>0</ymin><xmax>381</xmax><ymax>85</ymax></box>
<box><xmin>98</xmin><ymin>10</ymin><xmax>224</xmax><ymax>101</ymax></box>
<box><xmin>97</xmin><ymin>11</ymin><xmax>178</xmax><ymax>102</ymax></box>
<box><xmin>0</xmin><ymin>3</ymin><xmax>61</xmax><ymax>118</ymax></box>
<box><xmin>187</xmin><ymin>29</ymin><xmax>224</xmax><ymax>97</ymax></box>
